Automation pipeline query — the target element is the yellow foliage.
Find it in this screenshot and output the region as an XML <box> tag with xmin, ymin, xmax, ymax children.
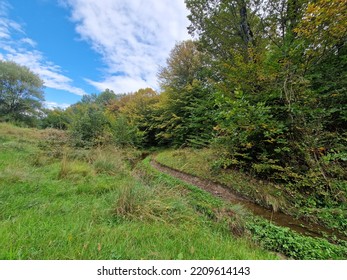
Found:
<box><xmin>296</xmin><ymin>0</ymin><xmax>347</xmax><ymax>45</ymax></box>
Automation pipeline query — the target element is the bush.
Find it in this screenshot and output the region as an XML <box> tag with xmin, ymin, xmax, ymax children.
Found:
<box><xmin>108</xmin><ymin>114</ymin><xmax>143</xmax><ymax>147</ymax></box>
<box><xmin>68</xmin><ymin>104</ymin><xmax>111</xmax><ymax>147</ymax></box>
<box><xmin>214</xmin><ymin>91</ymin><xmax>290</xmax><ymax>178</ymax></box>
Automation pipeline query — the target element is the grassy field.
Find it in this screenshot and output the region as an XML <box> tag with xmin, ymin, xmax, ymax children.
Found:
<box><xmin>0</xmin><ymin>123</ymin><xmax>278</xmax><ymax>260</ymax></box>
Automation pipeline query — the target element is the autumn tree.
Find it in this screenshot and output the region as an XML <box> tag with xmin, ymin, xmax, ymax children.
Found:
<box><xmin>157</xmin><ymin>40</ymin><xmax>216</xmax><ymax>147</ymax></box>
<box><xmin>295</xmin><ymin>0</ymin><xmax>347</xmax><ymax>133</ymax></box>
<box><xmin>183</xmin><ymin>0</ymin><xmax>347</xmax><ymax>205</ymax></box>
<box><xmin>116</xmin><ymin>88</ymin><xmax>159</xmax><ymax>146</ymax></box>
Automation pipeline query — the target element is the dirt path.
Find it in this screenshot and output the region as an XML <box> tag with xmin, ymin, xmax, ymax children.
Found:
<box><xmin>151</xmin><ymin>159</ymin><xmax>246</xmax><ymax>202</ymax></box>
<box><xmin>151</xmin><ymin>160</ymin><xmax>346</xmax><ymax>241</ymax></box>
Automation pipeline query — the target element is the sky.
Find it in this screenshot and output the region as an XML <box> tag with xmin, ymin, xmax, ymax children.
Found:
<box><xmin>0</xmin><ymin>0</ymin><xmax>190</xmax><ymax>109</ymax></box>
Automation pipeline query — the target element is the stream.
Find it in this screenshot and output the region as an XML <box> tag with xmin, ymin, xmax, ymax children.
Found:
<box><xmin>151</xmin><ymin>160</ymin><xmax>347</xmax><ymax>242</ymax></box>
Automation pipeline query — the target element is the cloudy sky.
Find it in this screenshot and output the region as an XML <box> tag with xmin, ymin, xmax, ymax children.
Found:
<box><xmin>0</xmin><ymin>0</ymin><xmax>190</xmax><ymax>108</ymax></box>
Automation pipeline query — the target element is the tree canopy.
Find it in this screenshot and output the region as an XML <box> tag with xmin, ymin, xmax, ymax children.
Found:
<box><xmin>0</xmin><ymin>60</ymin><xmax>44</xmax><ymax>125</ymax></box>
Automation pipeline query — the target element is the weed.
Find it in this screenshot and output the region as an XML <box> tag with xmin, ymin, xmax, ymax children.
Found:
<box><xmin>113</xmin><ymin>179</ymin><xmax>193</xmax><ymax>225</ymax></box>
<box><xmin>216</xmin><ymin>204</ymin><xmax>250</xmax><ymax>237</ymax></box>
<box><xmin>247</xmin><ymin>218</ymin><xmax>347</xmax><ymax>260</ymax></box>
<box><xmin>0</xmin><ymin>165</ymin><xmax>38</xmax><ymax>184</ymax></box>
<box><xmin>0</xmin><ymin>122</ymin><xmax>42</xmax><ymax>142</ymax></box>
<box><xmin>114</xmin><ymin>183</ymin><xmax>137</xmax><ymax>218</ymax></box>
<box><xmin>90</xmin><ymin>147</ymin><xmax>129</xmax><ymax>176</ymax></box>
<box><xmin>38</xmin><ymin>129</ymin><xmax>68</xmax><ymax>159</ymax></box>
<box><xmin>58</xmin><ymin>153</ymin><xmax>94</xmax><ymax>180</ymax></box>
<box><xmin>30</xmin><ymin>153</ymin><xmax>51</xmax><ymax>167</ymax></box>
<box><xmin>58</xmin><ymin>153</ymin><xmax>69</xmax><ymax>179</ymax></box>
<box><xmin>93</xmin><ymin>159</ymin><xmax>117</xmax><ymax>175</ymax></box>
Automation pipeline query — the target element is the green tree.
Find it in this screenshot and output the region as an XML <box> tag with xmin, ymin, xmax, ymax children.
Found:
<box><xmin>157</xmin><ymin>40</ymin><xmax>216</xmax><ymax>147</ymax></box>
<box><xmin>95</xmin><ymin>89</ymin><xmax>117</xmax><ymax>107</ymax></box>
<box><xmin>185</xmin><ymin>0</ymin><xmax>260</xmax><ymax>62</ymax></box>
<box><xmin>68</xmin><ymin>103</ymin><xmax>110</xmax><ymax>147</ymax></box>
<box><xmin>41</xmin><ymin>108</ymin><xmax>70</xmax><ymax>130</ymax></box>
<box><xmin>184</xmin><ymin>0</ymin><xmax>347</xmax><ymax>206</ymax></box>
<box><xmin>294</xmin><ymin>0</ymin><xmax>347</xmax><ymax>132</ymax></box>
<box><xmin>0</xmin><ymin>60</ymin><xmax>44</xmax><ymax>125</ymax></box>
<box><xmin>80</xmin><ymin>89</ymin><xmax>118</xmax><ymax>107</ymax></box>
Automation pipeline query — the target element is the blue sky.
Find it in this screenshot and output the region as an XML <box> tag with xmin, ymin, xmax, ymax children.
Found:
<box><xmin>0</xmin><ymin>0</ymin><xmax>190</xmax><ymax>108</ymax></box>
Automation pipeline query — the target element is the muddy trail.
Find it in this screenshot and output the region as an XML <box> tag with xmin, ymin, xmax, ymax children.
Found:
<box><xmin>151</xmin><ymin>160</ymin><xmax>347</xmax><ymax>242</ymax></box>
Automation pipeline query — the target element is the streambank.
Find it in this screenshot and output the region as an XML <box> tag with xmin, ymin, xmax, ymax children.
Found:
<box><xmin>151</xmin><ymin>160</ymin><xmax>346</xmax><ymax>242</ymax></box>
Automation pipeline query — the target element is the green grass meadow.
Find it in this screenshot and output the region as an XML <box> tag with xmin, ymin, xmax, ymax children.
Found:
<box><xmin>0</xmin><ymin>123</ymin><xmax>277</xmax><ymax>260</ymax></box>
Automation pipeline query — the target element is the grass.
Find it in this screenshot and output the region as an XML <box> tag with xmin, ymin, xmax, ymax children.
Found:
<box><xmin>0</xmin><ymin>122</ymin><xmax>43</xmax><ymax>142</ymax></box>
<box><xmin>155</xmin><ymin>149</ymin><xmax>288</xmax><ymax>211</ymax></box>
<box><xmin>154</xmin><ymin>149</ymin><xmax>347</xmax><ymax>259</ymax></box>
<box><xmin>155</xmin><ymin>149</ymin><xmax>347</xmax><ymax>233</ymax></box>
<box><xmin>0</xmin><ymin>123</ymin><xmax>277</xmax><ymax>260</ymax></box>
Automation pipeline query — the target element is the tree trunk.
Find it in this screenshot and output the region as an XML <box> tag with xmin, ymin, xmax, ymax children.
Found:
<box><xmin>239</xmin><ymin>0</ymin><xmax>254</xmax><ymax>62</ymax></box>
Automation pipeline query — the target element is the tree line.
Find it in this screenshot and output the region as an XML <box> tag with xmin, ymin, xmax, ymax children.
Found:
<box><xmin>1</xmin><ymin>0</ymin><xmax>346</xmax><ymax>208</ymax></box>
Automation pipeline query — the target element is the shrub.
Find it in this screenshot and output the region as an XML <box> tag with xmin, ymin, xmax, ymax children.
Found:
<box><xmin>68</xmin><ymin>104</ymin><xmax>111</xmax><ymax>147</ymax></box>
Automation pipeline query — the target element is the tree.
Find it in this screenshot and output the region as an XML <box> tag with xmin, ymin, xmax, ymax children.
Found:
<box><xmin>159</xmin><ymin>40</ymin><xmax>207</xmax><ymax>90</ymax></box>
<box><xmin>68</xmin><ymin>103</ymin><xmax>110</xmax><ymax>147</ymax></box>
<box><xmin>95</xmin><ymin>89</ymin><xmax>117</xmax><ymax>107</ymax></box>
<box><xmin>41</xmin><ymin>108</ymin><xmax>70</xmax><ymax>130</ymax></box>
<box><xmin>295</xmin><ymin>0</ymin><xmax>347</xmax><ymax>66</ymax></box>
<box><xmin>157</xmin><ymin>40</ymin><xmax>216</xmax><ymax>147</ymax></box>
<box><xmin>183</xmin><ymin>0</ymin><xmax>347</xmax><ymax>206</ymax></box>
<box><xmin>116</xmin><ymin>88</ymin><xmax>159</xmax><ymax>146</ymax></box>
<box><xmin>0</xmin><ymin>60</ymin><xmax>44</xmax><ymax>125</ymax></box>
<box><xmin>80</xmin><ymin>89</ymin><xmax>118</xmax><ymax>107</ymax></box>
<box><xmin>294</xmin><ymin>0</ymin><xmax>347</xmax><ymax>129</ymax></box>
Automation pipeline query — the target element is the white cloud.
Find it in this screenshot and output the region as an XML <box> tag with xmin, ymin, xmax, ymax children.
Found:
<box><xmin>85</xmin><ymin>76</ymin><xmax>150</xmax><ymax>94</ymax></box>
<box><xmin>2</xmin><ymin>48</ymin><xmax>86</xmax><ymax>96</ymax></box>
<box><xmin>0</xmin><ymin>6</ymin><xmax>24</xmax><ymax>38</ymax></box>
<box><xmin>44</xmin><ymin>101</ymin><xmax>71</xmax><ymax>109</ymax></box>
<box><xmin>0</xmin><ymin>0</ymin><xmax>87</xmax><ymax>96</ymax></box>
<box><xmin>63</xmin><ymin>0</ymin><xmax>190</xmax><ymax>93</ymax></box>
<box><xmin>1</xmin><ymin>47</ymin><xmax>87</xmax><ymax>96</ymax></box>
<box><xmin>20</xmin><ymin>38</ymin><xmax>37</xmax><ymax>47</ymax></box>
<box><xmin>0</xmin><ymin>17</ymin><xmax>14</xmax><ymax>39</ymax></box>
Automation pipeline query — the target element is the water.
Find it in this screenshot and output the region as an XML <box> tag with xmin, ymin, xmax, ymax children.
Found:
<box><xmin>151</xmin><ymin>160</ymin><xmax>346</xmax><ymax>242</ymax></box>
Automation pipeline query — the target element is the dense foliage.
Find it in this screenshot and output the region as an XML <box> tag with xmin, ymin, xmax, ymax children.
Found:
<box><xmin>182</xmin><ymin>0</ymin><xmax>346</xmax><ymax>209</ymax></box>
